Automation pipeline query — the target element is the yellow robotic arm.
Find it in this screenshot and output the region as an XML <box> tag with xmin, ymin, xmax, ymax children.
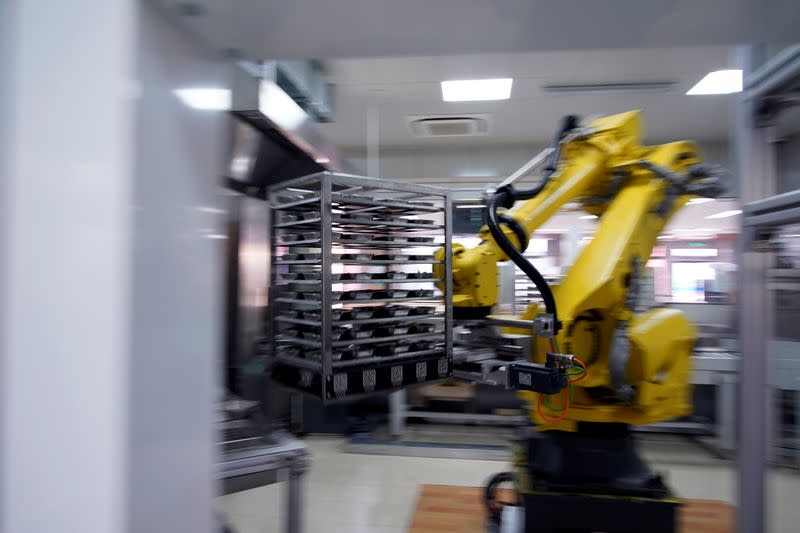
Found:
<box><xmin>437</xmin><ymin>110</ymin><xmax>724</xmax><ymax>431</ymax></box>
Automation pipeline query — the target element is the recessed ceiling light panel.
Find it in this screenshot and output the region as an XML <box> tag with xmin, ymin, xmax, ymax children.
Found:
<box><xmin>705</xmin><ymin>209</ymin><xmax>742</xmax><ymax>219</ymax></box>
<box><xmin>173</xmin><ymin>88</ymin><xmax>231</xmax><ymax>110</ymax></box>
<box><xmin>441</xmin><ymin>78</ymin><xmax>513</xmax><ymax>102</ymax></box>
<box><xmin>686</xmin><ymin>70</ymin><xmax>742</xmax><ymax>95</ymax></box>
<box><xmin>687</xmin><ymin>197</ymin><xmax>715</xmax><ymax>205</ymax></box>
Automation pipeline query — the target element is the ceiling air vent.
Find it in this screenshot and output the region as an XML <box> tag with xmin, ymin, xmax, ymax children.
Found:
<box><xmin>541</xmin><ymin>81</ymin><xmax>676</xmax><ymax>95</ymax></box>
<box><xmin>408</xmin><ymin>114</ymin><xmax>491</xmax><ymax>137</ymax></box>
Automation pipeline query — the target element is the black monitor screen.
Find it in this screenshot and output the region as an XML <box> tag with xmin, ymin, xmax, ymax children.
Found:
<box><xmin>453</xmin><ymin>205</ymin><xmax>485</xmax><ymax>234</ymax></box>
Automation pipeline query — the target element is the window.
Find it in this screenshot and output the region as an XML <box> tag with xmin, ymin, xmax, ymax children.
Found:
<box><xmin>670</xmin><ymin>262</ymin><xmax>716</xmax><ymax>303</ymax></box>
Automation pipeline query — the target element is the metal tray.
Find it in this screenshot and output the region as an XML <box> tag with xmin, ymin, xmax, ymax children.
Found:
<box><xmin>282</xmin><ymin>211</ymin><xmax>321</xmax><ymax>222</ymax></box>
<box><xmin>332</xmin><ymin>216</ymin><xmax>443</xmax><ymax>230</ymax></box>
<box><xmin>332</xmin><ymin>234</ymin><xmax>436</xmax><ymax>248</ymax></box>
<box><xmin>280</xmin><ymin>231</ymin><xmax>321</xmax><ymax>243</ymax></box>
<box><xmin>282</xmin><ymin>272</ymin><xmax>322</xmax><ymax>281</ymax></box>
<box><xmin>338</xmin><ymin>233</ymin><xmax>373</xmax><ymax>243</ymax></box>
<box><xmin>337</xmin><ymin>253</ymin><xmax>373</xmax><ymax>261</ymax></box>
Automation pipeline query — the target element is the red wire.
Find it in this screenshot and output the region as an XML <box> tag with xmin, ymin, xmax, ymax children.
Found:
<box><xmin>537</xmin><ymin>389</ymin><xmax>570</xmax><ymax>423</ymax></box>
<box><xmin>568</xmin><ymin>356</ymin><xmax>588</xmax><ymax>383</ymax></box>
<box><xmin>538</xmin><ymin>341</ymin><xmax>588</xmax><ymax>422</ymax></box>
<box><xmin>537</xmin><ymin>357</ymin><xmax>589</xmax><ymax>423</ymax></box>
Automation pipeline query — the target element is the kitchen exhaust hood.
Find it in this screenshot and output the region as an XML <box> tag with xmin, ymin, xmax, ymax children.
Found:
<box><xmin>225</xmin><ymin>62</ymin><xmax>349</xmax><ymax>195</ymax></box>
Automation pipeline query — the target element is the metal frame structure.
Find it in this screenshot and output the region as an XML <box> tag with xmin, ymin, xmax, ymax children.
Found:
<box><xmin>743</xmin><ymin>189</ymin><xmax>800</xmax><ymax>232</ymax></box>
<box><xmin>736</xmin><ymin>44</ymin><xmax>800</xmax><ymax>533</ymax></box>
<box><xmin>218</xmin><ymin>426</ymin><xmax>308</xmax><ymax>533</ymax></box>
<box><xmin>268</xmin><ymin>172</ymin><xmax>453</xmax><ymax>403</ymax></box>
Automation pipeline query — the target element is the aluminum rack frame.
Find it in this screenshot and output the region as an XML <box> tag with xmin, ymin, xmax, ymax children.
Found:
<box><xmin>268</xmin><ymin>172</ymin><xmax>453</xmax><ymax>403</ymax></box>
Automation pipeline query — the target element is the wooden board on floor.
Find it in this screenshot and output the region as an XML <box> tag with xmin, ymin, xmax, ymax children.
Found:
<box><xmin>409</xmin><ymin>484</ymin><xmax>734</xmax><ymax>533</ymax></box>
<box><xmin>418</xmin><ymin>381</ymin><xmax>475</xmax><ymax>400</ymax></box>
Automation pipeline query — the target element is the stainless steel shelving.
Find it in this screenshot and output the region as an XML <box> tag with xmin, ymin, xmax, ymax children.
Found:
<box><xmin>268</xmin><ymin>172</ymin><xmax>453</xmax><ymax>402</ymax></box>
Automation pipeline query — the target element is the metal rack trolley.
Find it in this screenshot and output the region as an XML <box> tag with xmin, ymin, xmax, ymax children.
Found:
<box><xmin>267</xmin><ymin>172</ymin><xmax>453</xmax><ymax>403</ymax></box>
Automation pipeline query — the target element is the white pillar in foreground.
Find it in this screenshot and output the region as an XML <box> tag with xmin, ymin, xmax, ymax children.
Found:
<box><xmin>1</xmin><ymin>2</ymin><xmax>224</xmax><ymax>532</ymax></box>
<box><xmin>1</xmin><ymin>1</ymin><xmax>135</xmax><ymax>532</ymax></box>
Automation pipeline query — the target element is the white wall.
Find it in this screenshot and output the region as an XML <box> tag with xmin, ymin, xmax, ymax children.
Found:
<box><xmin>343</xmin><ymin>140</ymin><xmax>734</xmax><ymax>194</ymax></box>
<box><xmin>345</xmin><ymin>144</ymin><xmax>547</xmax><ymax>187</ymax></box>
<box><xmin>128</xmin><ymin>5</ymin><xmax>226</xmax><ymax>532</ymax></box>
<box><xmin>668</xmin><ymin>302</ymin><xmax>735</xmax><ymax>328</ymax></box>
<box><xmin>0</xmin><ymin>0</ymin><xmax>13</xmax><ymax>525</ymax></box>
<box><xmin>1</xmin><ymin>3</ymin><xmax>225</xmax><ymax>533</ymax></box>
<box><xmin>1</xmin><ymin>1</ymin><xmax>135</xmax><ymax>532</ymax></box>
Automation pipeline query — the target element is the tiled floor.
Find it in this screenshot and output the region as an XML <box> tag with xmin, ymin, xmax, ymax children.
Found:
<box><xmin>220</xmin><ymin>435</ymin><xmax>800</xmax><ymax>533</ymax></box>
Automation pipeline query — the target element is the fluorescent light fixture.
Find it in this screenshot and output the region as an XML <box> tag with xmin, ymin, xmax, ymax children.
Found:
<box><xmin>671</xmin><ymin>248</ymin><xmax>718</xmax><ymax>257</ymax></box>
<box><xmin>705</xmin><ymin>209</ymin><xmax>742</xmax><ymax>219</ymax></box>
<box><xmin>657</xmin><ymin>235</ymin><xmax>676</xmax><ymax>240</ymax></box>
<box><xmin>314</xmin><ymin>156</ymin><xmax>331</xmax><ymax>164</ymax></box>
<box><xmin>173</xmin><ymin>88</ymin><xmax>231</xmax><ymax>110</ymax></box>
<box><xmin>686</xmin><ymin>69</ymin><xmax>742</xmax><ymax>95</ymax></box>
<box><xmin>675</xmin><ymin>228</ymin><xmax>721</xmax><ymax>233</ymax></box>
<box><xmin>197</xmin><ymin>206</ymin><xmax>226</xmax><ymax>214</ymax></box>
<box><xmin>441</xmin><ymin>78</ymin><xmax>513</xmax><ymax>102</ymax></box>
<box><xmin>456</xmin><ymin>204</ymin><xmax>484</xmax><ymax>209</ymax></box>
<box><xmin>687</xmin><ymin>197</ymin><xmax>715</xmax><ymax>205</ymax></box>
<box><xmin>579</xmin><ymin>214</ymin><xmax>598</xmax><ymax>220</ymax></box>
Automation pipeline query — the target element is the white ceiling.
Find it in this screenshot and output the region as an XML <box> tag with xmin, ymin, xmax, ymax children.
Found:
<box><xmin>319</xmin><ymin>46</ymin><xmax>736</xmax><ymax>148</ymax></box>
<box><xmin>151</xmin><ymin>1</ymin><xmax>798</xmax><ymax>149</ymax></box>
<box><xmin>155</xmin><ymin>0</ymin><xmax>799</xmax><ymax>59</ymax></box>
